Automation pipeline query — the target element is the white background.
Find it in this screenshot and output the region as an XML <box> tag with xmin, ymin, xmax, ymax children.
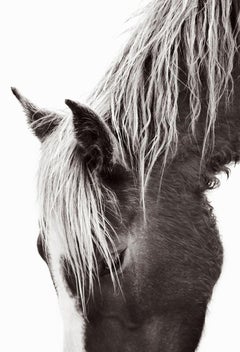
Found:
<box><xmin>1</xmin><ymin>0</ymin><xmax>240</xmax><ymax>351</ymax></box>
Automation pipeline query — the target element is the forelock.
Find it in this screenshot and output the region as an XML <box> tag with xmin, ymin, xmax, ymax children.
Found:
<box><xmin>37</xmin><ymin>113</ymin><xmax>120</xmax><ymax>315</ymax></box>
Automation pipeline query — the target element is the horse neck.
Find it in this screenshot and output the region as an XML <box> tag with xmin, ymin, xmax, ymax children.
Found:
<box><xmin>203</xmin><ymin>64</ymin><xmax>240</xmax><ymax>177</ymax></box>
<box><xmin>175</xmin><ymin>59</ymin><xmax>240</xmax><ymax>188</ymax></box>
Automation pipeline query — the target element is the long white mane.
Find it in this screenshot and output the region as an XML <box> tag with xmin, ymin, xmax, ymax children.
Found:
<box><xmin>89</xmin><ymin>0</ymin><xmax>240</xmax><ymax>196</ymax></box>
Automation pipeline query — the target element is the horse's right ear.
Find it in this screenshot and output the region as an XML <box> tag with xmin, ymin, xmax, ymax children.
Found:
<box><xmin>65</xmin><ymin>99</ymin><xmax>115</xmax><ymax>173</ymax></box>
<box><xmin>11</xmin><ymin>87</ymin><xmax>59</xmax><ymax>141</ymax></box>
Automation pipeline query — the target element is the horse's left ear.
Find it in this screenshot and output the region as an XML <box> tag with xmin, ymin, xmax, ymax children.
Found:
<box><xmin>65</xmin><ymin>99</ymin><xmax>114</xmax><ymax>173</ymax></box>
<box><xmin>11</xmin><ymin>87</ymin><xmax>59</xmax><ymax>140</ymax></box>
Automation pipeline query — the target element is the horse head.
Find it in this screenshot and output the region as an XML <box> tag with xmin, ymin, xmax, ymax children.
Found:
<box><xmin>12</xmin><ymin>0</ymin><xmax>240</xmax><ymax>350</ymax></box>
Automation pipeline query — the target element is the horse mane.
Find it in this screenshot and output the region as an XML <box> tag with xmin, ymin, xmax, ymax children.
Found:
<box><xmin>89</xmin><ymin>0</ymin><xmax>240</xmax><ymax>198</ymax></box>
<box><xmin>37</xmin><ymin>0</ymin><xmax>240</xmax><ymax>313</ymax></box>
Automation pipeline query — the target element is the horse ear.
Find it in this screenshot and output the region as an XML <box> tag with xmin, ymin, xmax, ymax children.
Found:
<box><xmin>65</xmin><ymin>99</ymin><xmax>114</xmax><ymax>172</ymax></box>
<box><xmin>11</xmin><ymin>87</ymin><xmax>59</xmax><ymax>140</ymax></box>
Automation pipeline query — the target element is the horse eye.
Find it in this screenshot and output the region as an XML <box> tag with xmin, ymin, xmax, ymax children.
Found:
<box><xmin>100</xmin><ymin>249</ymin><xmax>126</xmax><ymax>277</ymax></box>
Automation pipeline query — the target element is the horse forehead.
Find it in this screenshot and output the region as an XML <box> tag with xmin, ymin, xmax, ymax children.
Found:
<box><xmin>47</xmin><ymin>230</ymin><xmax>87</xmax><ymax>352</ymax></box>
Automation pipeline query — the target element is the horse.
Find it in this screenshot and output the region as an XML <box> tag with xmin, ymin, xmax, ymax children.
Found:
<box><xmin>12</xmin><ymin>0</ymin><xmax>240</xmax><ymax>351</ymax></box>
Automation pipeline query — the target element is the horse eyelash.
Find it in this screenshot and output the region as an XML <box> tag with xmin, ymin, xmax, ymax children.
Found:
<box><xmin>100</xmin><ymin>248</ymin><xmax>126</xmax><ymax>276</ymax></box>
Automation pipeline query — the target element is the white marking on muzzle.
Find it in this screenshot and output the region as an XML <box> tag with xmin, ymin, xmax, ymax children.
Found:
<box><xmin>48</xmin><ymin>230</ymin><xmax>86</xmax><ymax>352</ymax></box>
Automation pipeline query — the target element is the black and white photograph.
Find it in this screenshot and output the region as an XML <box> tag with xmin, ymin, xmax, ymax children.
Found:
<box><xmin>1</xmin><ymin>0</ymin><xmax>240</xmax><ymax>351</ymax></box>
